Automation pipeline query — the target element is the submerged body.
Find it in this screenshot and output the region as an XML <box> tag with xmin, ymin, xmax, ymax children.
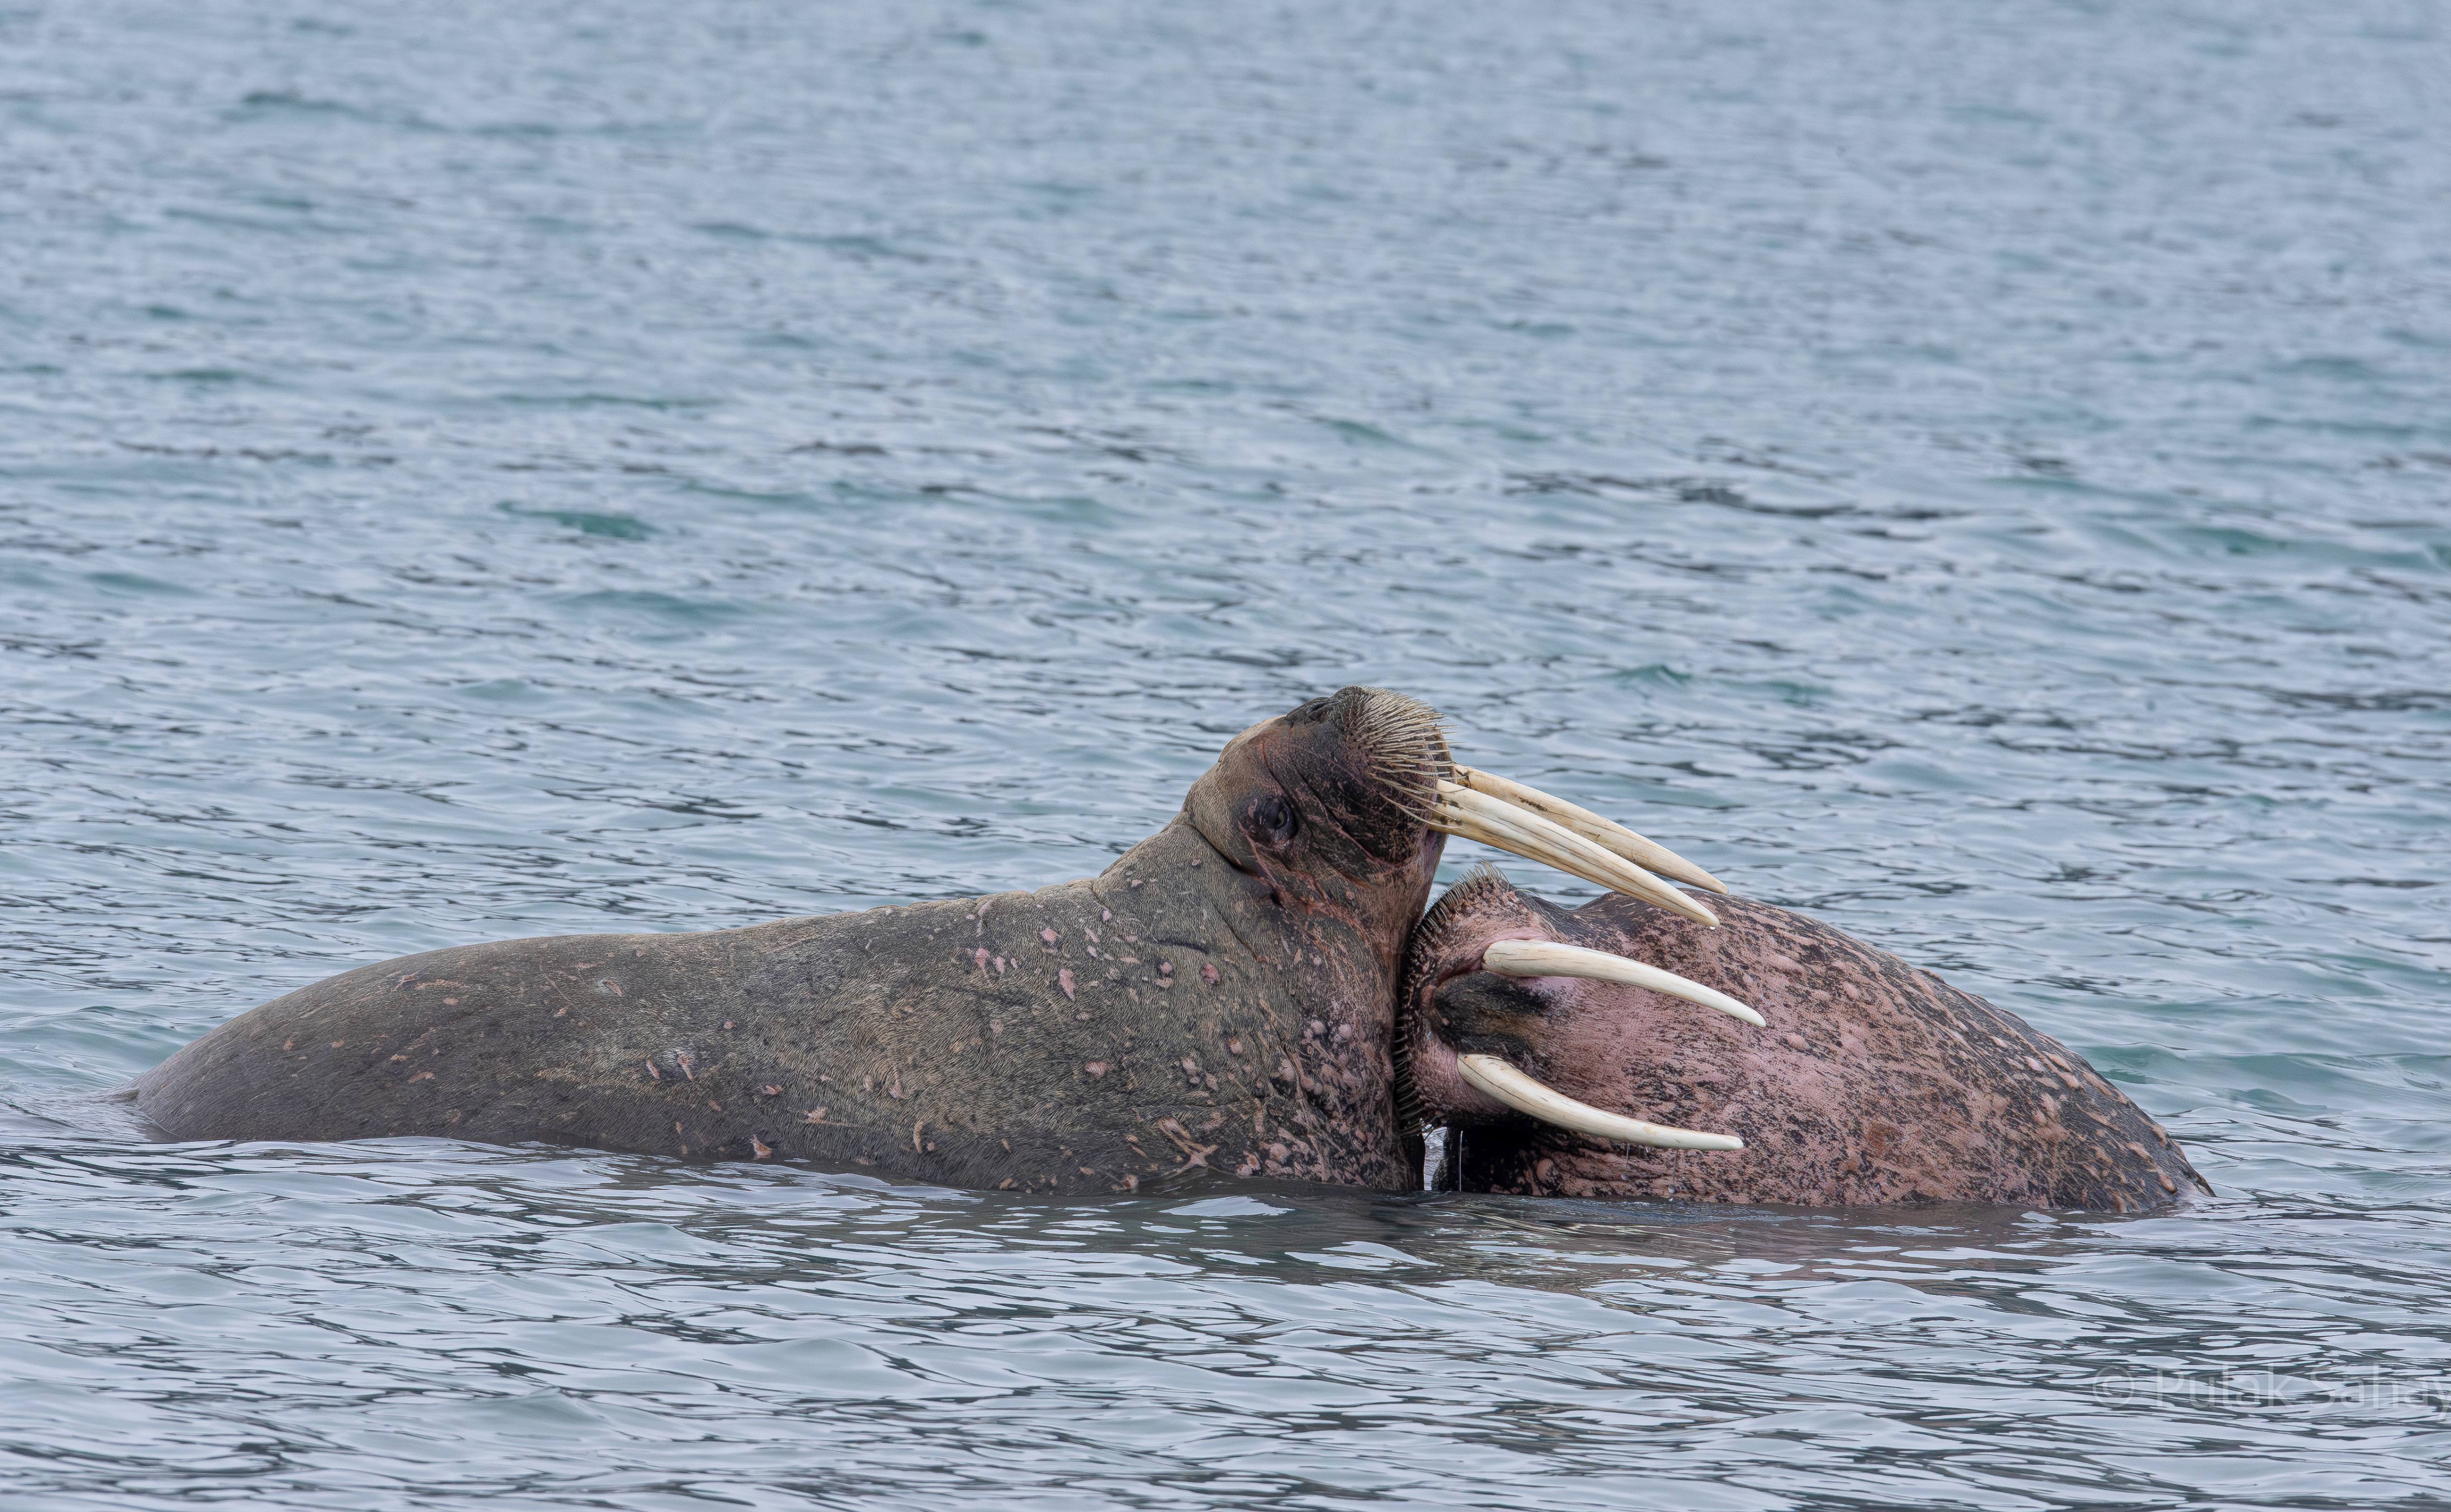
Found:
<box><xmin>1401</xmin><ymin>874</ymin><xmax>2209</xmax><ymax>1211</ymax></box>
<box><xmin>140</xmin><ymin>682</ymin><xmax>2197</xmax><ymax>1211</ymax></box>
<box><xmin>138</xmin><ymin>820</ymin><xmax>1418</xmax><ymax>1194</ymax></box>
<box><xmin>140</xmin><ymin>688</ymin><xmax>1480</xmax><ymax>1194</ymax></box>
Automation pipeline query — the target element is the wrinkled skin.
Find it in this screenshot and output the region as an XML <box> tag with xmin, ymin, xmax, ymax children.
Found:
<box><xmin>1400</xmin><ymin>873</ymin><xmax>2210</xmax><ymax>1211</ymax></box>
<box><xmin>138</xmin><ymin>687</ymin><xmax>1447</xmax><ymax>1195</ymax></box>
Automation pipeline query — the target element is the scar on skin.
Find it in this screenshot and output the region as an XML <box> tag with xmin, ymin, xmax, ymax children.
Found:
<box><xmin>751</xmin><ymin>1136</ymin><xmax>773</xmax><ymax>1160</ymax></box>
<box><xmin>643</xmin><ymin>1059</ymin><xmax>660</xmax><ymax>1080</ymax></box>
<box><xmin>1153</xmin><ymin>1118</ymin><xmax>1217</xmax><ymax>1169</ymax></box>
<box><xmin>803</xmin><ymin>1107</ymin><xmax>829</xmax><ymax>1123</ymax></box>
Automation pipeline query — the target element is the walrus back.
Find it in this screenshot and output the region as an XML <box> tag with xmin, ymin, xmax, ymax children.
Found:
<box><xmin>132</xmin><ymin>838</ymin><xmax>1425</xmax><ymax>1196</ymax></box>
<box><xmin>134</xmin><ymin>925</ymin><xmax>781</xmax><ymax>1150</ymax></box>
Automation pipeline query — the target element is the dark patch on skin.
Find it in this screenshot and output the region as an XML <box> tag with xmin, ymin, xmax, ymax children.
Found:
<box><xmin>1423</xmin><ymin>973</ymin><xmax>1555</xmax><ymax>1059</ymax></box>
<box><xmin>1401</xmin><ymin>874</ymin><xmax>2210</xmax><ymax>1212</ymax></box>
<box><xmin>135</xmin><ymin>687</ymin><xmax>1450</xmax><ymax>1197</ymax></box>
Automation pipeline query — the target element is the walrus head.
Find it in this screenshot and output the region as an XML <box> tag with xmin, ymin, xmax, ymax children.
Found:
<box><xmin>1181</xmin><ymin>686</ymin><xmax>1451</xmax><ymax>918</ymax></box>
<box><xmin>1185</xmin><ymin>686</ymin><xmax>1735</xmax><ymax>921</ymax></box>
<box><xmin>1395</xmin><ymin>867</ymin><xmax>2210</xmax><ymax>1210</ymax></box>
<box><xmin>1395</xmin><ymin>864</ymin><xmax>1760</xmax><ymax>1159</ymax></box>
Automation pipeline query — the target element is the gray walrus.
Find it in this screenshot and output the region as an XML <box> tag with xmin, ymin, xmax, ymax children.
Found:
<box><xmin>1395</xmin><ymin>868</ymin><xmax>2211</xmax><ymax>1211</ymax></box>
<box><xmin>137</xmin><ymin>688</ymin><xmax>1712</xmax><ymax>1195</ymax></box>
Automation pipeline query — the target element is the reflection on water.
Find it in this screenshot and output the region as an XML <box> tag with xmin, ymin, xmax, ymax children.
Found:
<box><xmin>4</xmin><ymin>0</ymin><xmax>2450</xmax><ymax>1506</ymax></box>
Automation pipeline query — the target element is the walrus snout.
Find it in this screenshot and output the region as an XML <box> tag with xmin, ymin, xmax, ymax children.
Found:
<box><xmin>1187</xmin><ymin>686</ymin><xmax>1745</xmax><ymax>921</ymax></box>
<box><xmin>1396</xmin><ymin>867</ymin><xmax>1753</xmax><ymax>1152</ymax></box>
<box><xmin>1413</xmin><ymin>966</ymin><xmax>1746</xmax><ymax>1150</ymax></box>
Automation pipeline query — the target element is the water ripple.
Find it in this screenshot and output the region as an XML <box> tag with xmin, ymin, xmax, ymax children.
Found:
<box><xmin>3</xmin><ymin>0</ymin><xmax>2449</xmax><ymax>1506</ymax></box>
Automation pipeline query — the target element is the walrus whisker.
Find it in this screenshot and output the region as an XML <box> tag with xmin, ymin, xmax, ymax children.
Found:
<box><xmin>1450</xmin><ymin>765</ymin><xmax>1727</xmax><ymax>895</ymax></box>
<box><xmin>1428</xmin><ymin>780</ymin><xmax>1720</xmax><ymax>926</ymax></box>
<box><xmin>1455</xmin><ymin>1053</ymin><xmax>1744</xmax><ymax>1152</ymax></box>
<box><xmin>1480</xmin><ymin>938</ymin><xmax>1765</xmax><ymax>1027</ymax></box>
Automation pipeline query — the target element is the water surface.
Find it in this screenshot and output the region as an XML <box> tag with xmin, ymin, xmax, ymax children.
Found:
<box><xmin>5</xmin><ymin>1</ymin><xmax>2450</xmax><ymax>1506</ymax></box>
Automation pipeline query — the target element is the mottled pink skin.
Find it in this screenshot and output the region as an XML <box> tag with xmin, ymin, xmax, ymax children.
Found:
<box><xmin>1401</xmin><ymin>876</ymin><xmax>2208</xmax><ymax>1211</ymax></box>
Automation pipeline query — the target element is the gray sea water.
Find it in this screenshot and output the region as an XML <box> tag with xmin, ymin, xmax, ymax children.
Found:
<box><xmin>5</xmin><ymin>1</ymin><xmax>2450</xmax><ymax>1506</ymax></box>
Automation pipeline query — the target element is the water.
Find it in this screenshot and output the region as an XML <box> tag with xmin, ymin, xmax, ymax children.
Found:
<box><xmin>4</xmin><ymin>0</ymin><xmax>2449</xmax><ymax>1504</ymax></box>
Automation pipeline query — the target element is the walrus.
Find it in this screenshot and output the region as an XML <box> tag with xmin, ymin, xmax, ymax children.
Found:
<box><xmin>1394</xmin><ymin>867</ymin><xmax>2212</xmax><ymax>1211</ymax></box>
<box><xmin>135</xmin><ymin>687</ymin><xmax>1722</xmax><ymax>1195</ymax></box>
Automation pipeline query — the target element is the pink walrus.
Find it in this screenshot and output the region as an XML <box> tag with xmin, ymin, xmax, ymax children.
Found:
<box><xmin>1396</xmin><ymin>857</ymin><xmax>2209</xmax><ymax>1212</ymax></box>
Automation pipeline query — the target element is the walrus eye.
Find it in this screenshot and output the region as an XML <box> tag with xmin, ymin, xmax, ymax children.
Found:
<box><xmin>1248</xmin><ymin>793</ymin><xmax>1300</xmax><ymax>845</ymax></box>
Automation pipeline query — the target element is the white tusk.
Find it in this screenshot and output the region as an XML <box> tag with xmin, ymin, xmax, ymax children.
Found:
<box><xmin>1430</xmin><ymin>780</ymin><xmax>1720</xmax><ymax>927</ymax></box>
<box><xmin>1451</xmin><ymin>765</ymin><xmax>1728</xmax><ymax>895</ymax></box>
<box><xmin>1456</xmin><ymin>1053</ymin><xmax>1743</xmax><ymax>1151</ymax></box>
<box><xmin>1482</xmin><ymin>938</ymin><xmax>1765</xmax><ymax>1027</ymax></box>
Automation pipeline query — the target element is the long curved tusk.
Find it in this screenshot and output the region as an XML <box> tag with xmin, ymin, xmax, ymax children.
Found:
<box><xmin>1456</xmin><ymin>1053</ymin><xmax>1743</xmax><ymax>1151</ymax></box>
<box><xmin>1429</xmin><ymin>781</ymin><xmax>1719</xmax><ymax>927</ymax></box>
<box><xmin>1451</xmin><ymin>765</ymin><xmax>1728</xmax><ymax>895</ymax></box>
<box><xmin>1482</xmin><ymin>938</ymin><xmax>1765</xmax><ymax>1027</ymax></box>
